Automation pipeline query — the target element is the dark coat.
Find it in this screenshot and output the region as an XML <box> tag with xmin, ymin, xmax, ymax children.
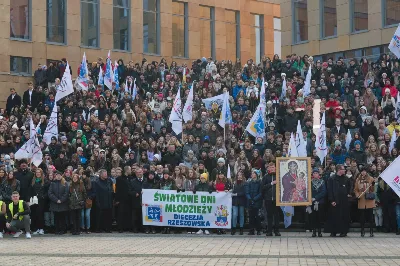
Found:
<box><xmin>162</xmin><ymin>152</ymin><xmax>181</xmax><ymax>168</ymax></box>
<box><xmin>115</xmin><ymin>175</ymin><xmax>131</xmax><ymax>202</ymax></box>
<box><xmin>15</xmin><ymin>169</ymin><xmax>34</xmax><ymax>202</ymax></box>
<box><xmin>46</xmin><ymin>66</ymin><xmax>59</xmax><ymax>83</ymax></box>
<box><xmin>245</xmin><ymin>179</ymin><xmax>262</xmax><ymax>209</ymax></box>
<box><xmin>142</xmin><ymin>178</ymin><xmax>160</xmax><ymax>189</ymax></box>
<box><xmin>22</xmin><ymin>90</ymin><xmax>40</xmax><ymax>110</ymax></box>
<box><xmin>232</xmin><ymin>182</ymin><xmax>246</xmax><ymax>206</ymax></box>
<box><xmin>194</xmin><ymin>182</ymin><xmax>212</xmax><ymax>193</ymax></box>
<box><xmin>69</xmin><ymin>182</ymin><xmax>87</xmax><ymax>210</ymax></box>
<box><xmin>6</xmin><ymin>93</ymin><xmax>21</xmax><ymax>115</ymax></box>
<box><xmin>0</xmin><ymin>180</ymin><xmax>21</xmax><ymax>202</ymax></box>
<box><xmin>129</xmin><ymin>177</ymin><xmax>143</xmax><ymax>208</ymax></box>
<box><xmin>93</xmin><ymin>178</ymin><xmax>114</xmax><ymax>209</ymax></box>
<box><xmin>48</xmin><ymin>180</ymin><xmax>70</xmax><ymax>212</ymax></box>
<box><xmin>34</xmin><ymin>69</ymin><xmax>47</xmax><ymax>87</ymax></box>
<box><xmin>262</xmin><ymin>173</ymin><xmax>277</xmax><ymax>201</ymax></box>
<box><xmin>311</xmin><ymin>178</ymin><xmax>327</xmax><ymax>204</ymax></box>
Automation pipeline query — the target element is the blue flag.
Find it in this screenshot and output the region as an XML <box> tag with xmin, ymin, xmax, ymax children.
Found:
<box><xmin>113</xmin><ymin>60</ymin><xmax>119</xmax><ymax>89</ymax></box>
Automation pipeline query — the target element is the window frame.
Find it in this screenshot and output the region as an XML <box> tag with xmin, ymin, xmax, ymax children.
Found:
<box><xmin>143</xmin><ymin>0</ymin><xmax>161</xmax><ymax>55</ymax></box>
<box><xmin>80</xmin><ymin>0</ymin><xmax>100</xmax><ymax>48</ymax></box>
<box><xmin>320</xmin><ymin>0</ymin><xmax>337</xmax><ymax>39</ymax></box>
<box><xmin>10</xmin><ymin>0</ymin><xmax>32</xmax><ymax>41</ymax></box>
<box><xmin>291</xmin><ymin>0</ymin><xmax>308</xmax><ymax>44</ymax></box>
<box><xmin>46</xmin><ymin>0</ymin><xmax>67</xmax><ymax>45</ymax></box>
<box><xmin>113</xmin><ymin>0</ymin><xmax>131</xmax><ymax>52</ymax></box>
<box><xmin>382</xmin><ymin>0</ymin><xmax>400</xmax><ymax>28</ymax></box>
<box><xmin>10</xmin><ymin>56</ymin><xmax>32</xmax><ymax>76</ymax></box>
<box><xmin>225</xmin><ymin>9</ymin><xmax>241</xmax><ymax>60</ymax></box>
<box><xmin>198</xmin><ymin>5</ymin><xmax>215</xmax><ymax>60</ymax></box>
<box><xmin>172</xmin><ymin>0</ymin><xmax>188</xmax><ymax>58</ymax></box>
<box><xmin>251</xmin><ymin>13</ymin><xmax>264</xmax><ymax>64</ymax></box>
<box><xmin>350</xmin><ymin>0</ymin><xmax>368</xmax><ymax>33</ymax></box>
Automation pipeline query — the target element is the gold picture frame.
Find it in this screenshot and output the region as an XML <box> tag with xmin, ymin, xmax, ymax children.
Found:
<box><xmin>276</xmin><ymin>157</ymin><xmax>312</xmax><ymax>206</ymax></box>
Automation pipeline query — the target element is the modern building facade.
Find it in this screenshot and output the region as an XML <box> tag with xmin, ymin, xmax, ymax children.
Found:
<box><xmin>281</xmin><ymin>0</ymin><xmax>399</xmax><ymax>62</ymax></box>
<box><xmin>0</xmin><ymin>0</ymin><xmax>281</xmax><ymax>106</ymax></box>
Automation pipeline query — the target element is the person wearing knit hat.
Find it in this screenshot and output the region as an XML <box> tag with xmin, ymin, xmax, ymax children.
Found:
<box><xmin>247</xmin><ymin>167</ymin><xmax>263</xmax><ymax>235</ymax></box>
<box><xmin>308</xmin><ymin>166</ymin><xmax>326</xmax><ymax>237</ymax></box>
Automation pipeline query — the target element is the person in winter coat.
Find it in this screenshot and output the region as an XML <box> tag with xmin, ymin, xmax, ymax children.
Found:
<box><xmin>246</xmin><ymin>169</ymin><xmax>263</xmax><ymax>235</ymax></box>
<box><xmin>48</xmin><ymin>171</ymin><xmax>69</xmax><ymax>235</ymax></box>
<box><xmin>129</xmin><ymin>167</ymin><xmax>144</xmax><ymax>233</ymax></box>
<box><xmin>308</xmin><ymin>168</ymin><xmax>327</xmax><ymax>237</ymax></box>
<box><xmin>354</xmin><ymin>167</ymin><xmax>375</xmax><ymax>237</ymax></box>
<box><xmin>142</xmin><ymin>171</ymin><xmax>160</xmax><ymax>234</ymax></box>
<box><xmin>361</xmin><ymin>116</ymin><xmax>378</xmax><ymax>142</ymax></box>
<box><xmin>81</xmin><ymin>170</ymin><xmax>93</xmax><ymax>233</ymax></box>
<box><xmin>262</xmin><ymin>162</ymin><xmax>281</xmax><ymax>237</ymax></box>
<box><xmin>30</xmin><ymin>168</ymin><xmax>48</xmax><ymax>235</ymax></box>
<box><xmin>15</xmin><ymin>159</ymin><xmax>34</xmax><ymax>202</ymax></box>
<box><xmin>69</xmin><ymin>173</ymin><xmax>87</xmax><ymax>235</ymax></box>
<box><xmin>231</xmin><ymin>171</ymin><xmax>246</xmax><ymax>235</ymax></box>
<box><xmin>115</xmin><ymin>166</ymin><xmax>132</xmax><ymax>233</ymax></box>
<box><xmin>159</xmin><ymin>169</ymin><xmax>176</xmax><ymax>234</ymax></box>
<box><xmin>0</xmin><ymin>171</ymin><xmax>20</xmax><ymax>204</ymax></box>
<box><xmin>93</xmin><ymin>169</ymin><xmax>113</xmax><ymax>233</ymax></box>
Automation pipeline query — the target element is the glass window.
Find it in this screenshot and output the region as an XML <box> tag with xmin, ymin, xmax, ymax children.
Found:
<box><xmin>250</xmin><ymin>14</ymin><xmax>264</xmax><ymax>64</ymax></box>
<box><xmin>351</xmin><ymin>0</ymin><xmax>368</xmax><ymax>32</ymax></box>
<box><xmin>47</xmin><ymin>0</ymin><xmax>66</xmax><ymax>43</ymax></box>
<box><xmin>10</xmin><ymin>56</ymin><xmax>31</xmax><ymax>75</ymax></box>
<box><xmin>10</xmin><ymin>0</ymin><xmax>31</xmax><ymax>39</ymax></box>
<box><xmin>81</xmin><ymin>0</ymin><xmax>99</xmax><ymax>47</ymax></box>
<box><xmin>143</xmin><ymin>0</ymin><xmax>159</xmax><ymax>54</ymax></box>
<box><xmin>113</xmin><ymin>0</ymin><xmax>130</xmax><ymax>51</ymax></box>
<box><xmin>274</xmin><ymin>17</ymin><xmax>281</xmax><ymax>58</ymax></box>
<box><xmin>293</xmin><ymin>0</ymin><xmax>308</xmax><ymax>43</ymax></box>
<box><xmin>199</xmin><ymin>6</ymin><xmax>215</xmax><ymax>59</ymax></box>
<box><xmin>225</xmin><ymin>10</ymin><xmax>240</xmax><ymax>61</ymax></box>
<box><xmin>385</xmin><ymin>0</ymin><xmax>400</xmax><ymax>26</ymax></box>
<box><xmin>172</xmin><ymin>1</ymin><xmax>187</xmax><ymax>57</ymax></box>
<box><xmin>321</xmin><ymin>0</ymin><xmax>337</xmax><ymax>38</ymax></box>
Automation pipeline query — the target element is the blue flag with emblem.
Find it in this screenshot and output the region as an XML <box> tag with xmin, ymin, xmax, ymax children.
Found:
<box><xmin>245</xmin><ymin>103</ymin><xmax>265</xmax><ymax>138</ymax></box>
<box><xmin>218</xmin><ymin>92</ymin><xmax>232</xmax><ymax>128</ymax></box>
<box><xmin>104</xmin><ymin>50</ymin><xmax>112</xmax><ymax>89</ymax></box>
<box><xmin>113</xmin><ymin>60</ymin><xmax>119</xmax><ymax>89</ymax></box>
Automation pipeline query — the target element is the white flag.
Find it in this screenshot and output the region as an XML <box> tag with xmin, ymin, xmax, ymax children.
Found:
<box><xmin>43</xmin><ymin>104</ymin><xmax>58</xmax><ymax>145</ymax></box>
<box><xmin>315</xmin><ymin>112</ymin><xmax>328</xmax><ymax>164</ymax></box>
<box><xmin>98</xmin><ymin>65</ymin><xmax>104</xmax><ymax>86</ymax></box>
<box><xmin>132</xmin><ymin>78</ymin><xmax>137</xmax><ymax>100</ymax></box>
<box><xmin>389</xmin><ymin>129</ymin><xmax>398</xmax><ymax>154</ymax></box>
<box><xmin>380</xmin><ymin>156</ymin><xmax>400</xmax><ymax>197</ymax></box>
<box><xmin>389</xmin><ymin>24</ymin><xmax>400</xmax><ymax>59</ymax></box>
<box><xmin>303</xmin><ymin>65</ymin><xmax>312</xmax><ymax>97</ymax></box>
<box><xmin>202</xmin><ymin>94</ymin><xmax>225</xmax><ymax>110</ymax></box>
<box><xmin>288</xmin><ymin>133</ymin><xmax>299</xmax><ymax>157</ymax></box>
<box><xmin>169</xmin><ymin>87</ymin><xmax>182</xmax><ymax>135</ymax></box>
<box><xmin>260</xmin><ymin>78</ymin><xmax>266</xmax><ymax>106</ymax></box>
<box><xmin>31</xmin><ymin>134</ymin><xmax>43</xmax><ymax>167</ymax></box>
<box><xmin>15</xmin><ymin>118</ymin><xmax>43</xmax><ymax>166</ymax></box>
<box><xmin>295</xmin><ymin>120</ymin><xmax>307</xmax><ymax>157</ymax></box>
<box><xmin>281</xmin><ymin>76</ymin><xmax>287</xmax><ymax>98</ymax></box>
<box><xmin>345</xmin><ymin>129</ymin><xmax>352</xmax><ymax>152</ymax></box>
<box><xmin>183</xmin><ymin>83</ymin><xmax>194</xmax><ymax>123</ymax></box>
<box><xmin>55</xmin><ymin>62</ymin><xmax>74</xmax><ymax>102</ymax></box>
<box><xmin>227</xmin><ymin>165</ymin><xmax>231</xmax><ymax>179</ymax></box>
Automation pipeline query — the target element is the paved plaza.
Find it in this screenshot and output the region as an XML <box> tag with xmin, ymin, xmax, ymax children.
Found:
<box><xmin>0</xmin><ymin>232</ymin><xmax>399</xmax><ymax>265</ymax></box>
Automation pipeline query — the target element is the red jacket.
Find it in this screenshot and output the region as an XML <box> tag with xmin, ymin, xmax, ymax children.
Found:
<box><xmin>382</xmin><ymin>85</ymin><xmax>398</xmax><ymax>98</ymax></box>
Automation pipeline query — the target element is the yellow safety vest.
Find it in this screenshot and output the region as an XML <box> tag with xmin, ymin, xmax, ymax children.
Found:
<box><xmin>8</xmin><ymin>200</ymin><xmax>24</xmax><ymax>221</ymax></box>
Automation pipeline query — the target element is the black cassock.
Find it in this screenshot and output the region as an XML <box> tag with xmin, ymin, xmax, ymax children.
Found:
<box><xmin>325</xmin><ymin>174</ymin><xmax>351</xmax><ymax>234</ymax></box>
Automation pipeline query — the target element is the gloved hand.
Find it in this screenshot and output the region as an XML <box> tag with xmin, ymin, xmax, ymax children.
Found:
<box><xmin>181</xmin><ymin>189</ymin><xmax>185</xmax><ymax>193</ymax></box>
<box><xmin>209</xmin><ymin>190</ymin><xmax>213</xmax><ymax>194</ymax></box>
<box><xmin>193</xmin><ymin>190</ymin><xmax>196</xmax><ymax>194</ymax></box>
<box><xmin>177</xmin><ymin>189</ymin><xmax>181</xmax><ymax>193</ymax></box>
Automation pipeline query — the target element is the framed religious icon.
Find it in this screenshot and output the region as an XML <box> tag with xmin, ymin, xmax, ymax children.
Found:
<box><xmin>276</xmin><ymin>157</ymin><xmax>312</xmax><ymax>206</ymax></box>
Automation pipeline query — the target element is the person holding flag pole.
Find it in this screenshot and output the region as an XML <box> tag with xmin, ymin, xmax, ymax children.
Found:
<box><xmin>219</xmin><ymin>92</ymin><xmax>232</xmax><ymax>142</ymax></box>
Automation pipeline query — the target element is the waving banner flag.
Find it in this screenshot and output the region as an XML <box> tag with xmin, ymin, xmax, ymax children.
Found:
<box><xmin>218</xmin><ymin>92</ymin><xmax>232</xmax><ymax>128</ymax></box>
<box><xmin>104</xmin><ymin>50</ymin><xmax>113</xmax><ymax>89</ymax></box>
<box><xmin>202</xmin><ymin>94</ymin><xmax>225</xmax><ymax>110</ymax></box>
<box><xmin>15</xmin><ymin>118</ymin><xmax>43</xmax><ymax>167</ymax></box>
<box><xmin>389</xmin><ymin>24</ymin><xmax>400</xmax><ymax>59</ymax></box>
<box><xmin>55</xmin><ymin>62</ymin><xmax>73</xmax><ymax>102</ymax></box>
<box><xmin>315</xmin><ymin>112</ymin><xmax>328</xmax><ymax>164</ymax></box>
<box><xmin>389</xmin><ymin>129</ymin><xmax>398</xmax><ymax>154</ymax></box>
<box><xmin>75</xmin><ymin>53</ymin><xmax>89</xmax><ymax>91</ymax></box>
<box><xmin>380</xmin><ymin>156</ymin><xmax>400</xmax><ymax>197</ymax></box>
<box><xmin>131</xmin><ymin>78</ymin><xmax>137</xmax><ymax>100</ymax></box>
<box><xmin>113</xmin><ymin>60</ymin><xmax>119</xmax><ymax>89</ymax></box>
<box><xmin>281</xmin><ymin>74</ymin><xmax>287</xmax><ymax>99</ymax></box>
<box><xmin>295</xmin><ymin>120</ymin><xmax>307</xmax><ymax>157</ymax></box>
<box><xmin>43</xmin><ymin>104</ymin><xmax>58</xmax><ymax>145</ymax></box>
<box><xmin>288</xmin><ymin>133</ymin><xmax>299</xmax><ymax>157</ymax></box>
<box><xmin>345</xmin><ymin>129</ymin><xmax>352</xmax><ymax>152</ymax></box>
<box><xmin>183</xmin><ymin>83</ymin><xmax>194</xmax><ymax>123</ymax></box>
<box><xmin>227</xmin><ymin>165</ymin><xmax>231</xmax><ymax>179</ymax></box>
<box><xmin>98</xmin><ymin>66</ymin><xmax>104</xmax><ymax>86</ymax></box>
<box><xmin>246</xmin><ymin>103</ymin><xmax>265</xmax><ymax>138</ymax></box>
<box><xmin>260</xmin><ymin>79</ymin><xmax>266</xmax><ymax>106</ymax></box>
<box><xmin>169</xmin><ymin>87</ymin><xmax>182</xmax><ymax>135</ymax></box>
<box><xmin>303</xmin><ymin>65</ymin><xmax>312</xmax><ymax>97</ymax></box>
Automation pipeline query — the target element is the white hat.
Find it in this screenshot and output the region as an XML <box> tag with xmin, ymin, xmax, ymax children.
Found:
<box><xmin>154</xmin><ymin>154</ymin><xmax>161</xmax><ymax>161</ymax></box>
<box><xmin>12</xmin><ymin>124</ymin><xmax>19</xmax><ymax>129</ymax></box>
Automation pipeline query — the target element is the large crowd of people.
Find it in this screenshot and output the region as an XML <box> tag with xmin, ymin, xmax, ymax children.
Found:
<box><xmin>1</xmin><ymin>53</ymin><xmax>400</xmax><ymax>239</ymax></box>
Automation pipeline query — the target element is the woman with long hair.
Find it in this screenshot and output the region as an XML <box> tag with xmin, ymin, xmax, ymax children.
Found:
<box><xmin>81</xmin><ymin>170</ymin><xmax>93</xmax><ymax>233</ymax></box>
<box><xmin>231</xmin><ymin>171</ymin><xmax>246</xmax><ymax>235</ymax></box>
<box><xmin>69</xmin><ymin>173</ymin><xmax>87</xmax><ymax>235</ymax></box>
<box><xmin>0</xmin><ymin>171</ymin><xmax>20</xmax><ymax>204</ymax></box>
<box><xmin>30</xmin><ymin>168</ymin><xmax>48</xmax><ymax>235</ymax></box>
<box><xmin>48</xmin><ymin>171</ymin><xmax>69</xmax><ymax>235</ymax></box>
